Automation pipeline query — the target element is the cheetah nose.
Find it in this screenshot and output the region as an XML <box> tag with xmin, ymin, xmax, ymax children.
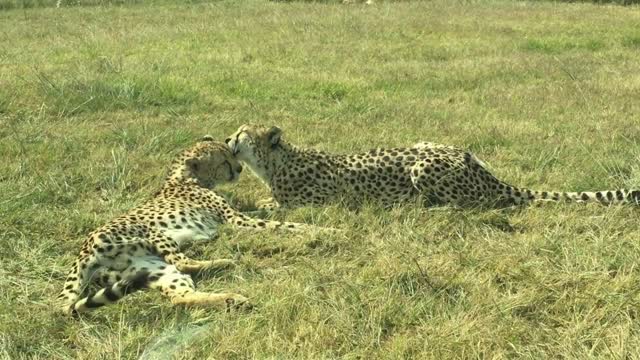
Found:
<box><xmin>225</xmin><ymin>138</ymin><xmax>231</xmax><ymax>145</ymax></box>
<box><xmin>236</xmin><ymin>165</ymin><xmax>243</xmax><ymax>173</ymax></box>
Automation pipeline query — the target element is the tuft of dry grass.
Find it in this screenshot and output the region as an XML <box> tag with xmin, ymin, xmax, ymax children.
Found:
<box><xmin>1</xmin><ymin>0</ymin><xmax>640</xmax><ymax>358</ymax></box>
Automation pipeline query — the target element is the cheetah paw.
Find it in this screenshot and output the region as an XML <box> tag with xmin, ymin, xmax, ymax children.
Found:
<box><xmin>225</xmin><ymin>294</ymin><xmax>252</xmax><ymax>312</ymax></box>
<box><xmin>207</xmin><ymin>259</ymin><xmax>237</xmax><ymax>271</ymax></box>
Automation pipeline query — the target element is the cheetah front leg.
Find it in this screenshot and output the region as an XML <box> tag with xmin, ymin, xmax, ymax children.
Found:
<box><xmin>224</xmin><ymin>210</ymin><xmax>337</xmax><ymax>232</ymax></box>
<box><xmin>227</xmin><ymin>212</ymin><xmax>310</xmax><ymax>231</ymax></box>
<box><xmin>256</xmin><ymin>197</ymin><xmax>280</xmax><ymax>210</ymax></box>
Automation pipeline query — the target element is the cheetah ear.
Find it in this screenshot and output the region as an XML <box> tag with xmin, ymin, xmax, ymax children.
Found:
<box><xmin>186</xmin><ymin>158</ymin><xmax>200</xmax><ymax>172</ymax></box>
<box><xmin>201</xmin><ymin>135</ymin><xmax>215</xmax><ymax>142</ymax></box>
<box><xmin>267</xmin><ymin>126</ymin><xmax>282</xmax><ymax>148</ymax></box>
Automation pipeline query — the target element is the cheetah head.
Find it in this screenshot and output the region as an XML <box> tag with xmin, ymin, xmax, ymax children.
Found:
<box><xmin>181</xmin><ymin>136</ymin><xmax>244</xmax><ymax>188</ymax></box>
<box><xmin>225</xmin><ymin>124</ymin><xmax>282</xmax><ymax>182</ymax></box>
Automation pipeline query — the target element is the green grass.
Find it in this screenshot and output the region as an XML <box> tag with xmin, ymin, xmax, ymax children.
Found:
<box><xmin>2</xmin><ymin>0</ymin><xmax>640</xmax><ymax>358</ymax></box>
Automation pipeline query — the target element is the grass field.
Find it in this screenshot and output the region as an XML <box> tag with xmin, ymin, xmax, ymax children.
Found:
<box><xmin>2</xmin><ymin>0</ymin><xmax>640</xmax><ymax>358</ymax></box>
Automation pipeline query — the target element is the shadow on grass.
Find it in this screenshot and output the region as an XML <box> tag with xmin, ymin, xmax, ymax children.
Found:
<box><xmin>139</xmin><ymin>323</ymin><xmax>211</xmax><ymax>360</ymax></box>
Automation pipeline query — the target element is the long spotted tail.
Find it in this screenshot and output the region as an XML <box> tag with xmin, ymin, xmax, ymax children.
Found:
<box><xmin>504</xmin><ymin>186</ymin><xmax>640</xmax><ymax>206</ymax></box>
<box><xmin>71</xmin><ymin>271</ymin><xmax>150</xmax><ymax>315</ymax></box>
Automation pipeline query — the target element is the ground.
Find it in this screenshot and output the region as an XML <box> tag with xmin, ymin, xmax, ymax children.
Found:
<box><xmin>1</xmin><ymin>0</ymin><xmax>640</xmax><ymax>358</ymax></box>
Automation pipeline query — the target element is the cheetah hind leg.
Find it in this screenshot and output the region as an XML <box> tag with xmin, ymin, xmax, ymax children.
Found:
<box><xmin>174</xmin><ymin>258</ymin><xmax>237</xmax><ymax>274</ymax></box>
<box><xmin>57</xmin><ymin>255</ymin><xmax>100</xmax><ymax>315</ymax></box>
<box><xmin>150</xmin><ymin>265</ymin><xmax>251</xmax><ymax>312</ymax></box>
<box><xmin>171</xmin><ymin>292</ymin><xmax>251</xmax><ymax>312</ymax></box>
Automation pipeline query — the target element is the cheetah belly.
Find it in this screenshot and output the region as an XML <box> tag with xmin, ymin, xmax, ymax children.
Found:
<box><xmin>163</xmin><ymin>227</ymin><xmax>216</xmax><ymax>246</ymax></box>
<box><xmin>148</xmin><ymin>207</ymin><xmax>220</xmax><ymax>247</ymax></box>
<box><xmin>122</xmin><ymin>255</ymin><xmax>169</xmax><ymax>277</ymax></box>
<box><xmin>98</xmin><ymin>241</ymin><xmax>155</xmax><ymax>271</ymax></box>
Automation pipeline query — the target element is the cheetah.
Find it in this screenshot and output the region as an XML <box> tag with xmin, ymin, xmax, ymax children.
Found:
<box><xmin>225</xmin><ymin>124</ymin><xmax>640</xmax><ymax>209</ymax></box>
<box><xmin>58</xmin><ymin>136</ymin><xmax>317</xmax><ymax>316</ymax></box>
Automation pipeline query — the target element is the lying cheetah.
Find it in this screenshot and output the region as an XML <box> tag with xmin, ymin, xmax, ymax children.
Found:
<box><xmin>58</xmin><ymin>136</ymin><xmax>316</xmax><ymax>316</ymax></box>
<box><xmin>225</xmin><ymin>124</ymin><xmax>640</xmax><ymax>209</ymax></box>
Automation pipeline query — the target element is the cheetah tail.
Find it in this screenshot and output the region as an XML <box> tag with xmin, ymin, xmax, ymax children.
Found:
<box><xmin>71</xmin><ymin>271</ymin><xmax>150</xmax><ymax>315</ymax></box>
<box><xmin>508</xmin><ymin>187</ymin><xmax>640</xmax><ymax>206</ymax></box>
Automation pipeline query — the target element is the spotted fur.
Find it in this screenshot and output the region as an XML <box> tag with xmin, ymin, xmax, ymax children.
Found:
<box><xmin>226</xmin><ymin>124</ymin><xmax>640</xmax><ymax>209</ymax></box>
<box><xmin>58</xmin><ymin>136</ymin><xmax>316</xmax><ymax>315</ymax></box>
